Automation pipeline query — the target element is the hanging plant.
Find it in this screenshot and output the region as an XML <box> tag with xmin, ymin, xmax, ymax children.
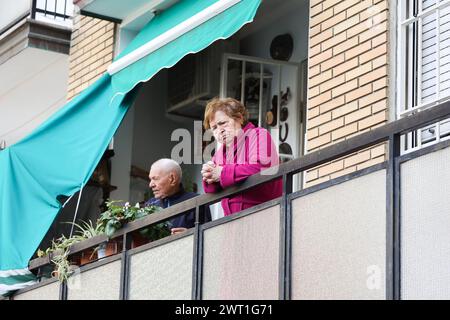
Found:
<box><xmin>51</xmin><ymin>248</ymin><xmax>77</xmax><ymax>283</ymax></box>
<box><xmin>36</xmin><ymin>200</ymin><xmax>170</xmax><ymax>282</ymax></box>
<box><xmin>37</xmin><ymin>234</ymin><xmax>84</xmax><ymax>282</ymax></box>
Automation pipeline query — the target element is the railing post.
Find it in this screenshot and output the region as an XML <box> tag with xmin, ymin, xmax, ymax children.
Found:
<box><xmin>387</xmin><ymin>134</ymin><xmax>401</xmax><ymax>300</ymax></box>
<box><xmin>279</xmin><ymin>173</ymin><xmax>293</xmax><ymax>300</ymax></box>
<box><xmin>59</xmin><ymin>280</ymin><xmax>67</xmax><ymax>300</ymax></box>
<box><xmin>31</xmin><ymin>0</ymin><xmax>37</xmax><ymax>19</ymax></box>
<box><xmin>192</xmin><ymin>205</ymin><xmax>204</xmax><ymax>300</ymax></box>
<box><xmin>119</xmin><ymin>233</ymin><xmax>132</xmax><ymax>300</ymax></box>
<box><xmin>63</xmin><ymin>0</ymin><xmax>67</xmax><ymax>21</ymax></box>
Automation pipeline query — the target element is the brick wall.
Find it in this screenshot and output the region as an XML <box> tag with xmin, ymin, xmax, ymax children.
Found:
<box><xmin>306</xmin><ymin>0</ymin><xmax>389</xmax><ymax>186</ymax></box>
<box><xmin>67</xmin><ymin>13</ymin><xmax>116</xmax><ymax>101</ymax></box>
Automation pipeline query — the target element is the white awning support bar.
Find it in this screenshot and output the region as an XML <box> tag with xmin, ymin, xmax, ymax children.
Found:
<box><xmin>107</xmin><ymin>0</ymin><xmax>241</xmax><ymax>75</ymax></box>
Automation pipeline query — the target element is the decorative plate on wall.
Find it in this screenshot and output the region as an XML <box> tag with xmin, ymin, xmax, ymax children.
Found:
<box><xmin>270</xmin><ymin>33</ymin><xmax>294</xmax><ymax>61</ymax></box>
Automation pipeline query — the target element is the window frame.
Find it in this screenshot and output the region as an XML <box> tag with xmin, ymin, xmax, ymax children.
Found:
<box><xmin>397</xmin><ymin>0</ymin><xmax>450</xmax><ymax>153</ymax></box>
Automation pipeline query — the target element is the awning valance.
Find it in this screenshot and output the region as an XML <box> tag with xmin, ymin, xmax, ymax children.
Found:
<box><xmin>109</xmin><ymin>0</ymin><xmax>261</xmax><ymax>99</ymax></box>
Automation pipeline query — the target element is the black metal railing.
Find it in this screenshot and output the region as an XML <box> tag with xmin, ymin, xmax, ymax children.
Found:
<box><xmin>23</xmin><ymin>101</ymin><xmax>450</xmax><ymax>300</ymax></box>
<box><xmin>0</xmin><ymin>0</ymin><xmax>72</xmax><ymax>37</ymax></box>
<box><xmin>31</xmin><ymin>0</ymin><xmax>72</xmax><ymax>22</ymax></box>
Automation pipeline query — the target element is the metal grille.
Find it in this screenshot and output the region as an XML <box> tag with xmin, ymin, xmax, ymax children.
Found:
<box><xmin>398</xmin><ymin>0</ymin><xmax>450</xmax><ymax>153</ymax></box>
<box><xmin>32</xmin><ymin>0</ymin><xmax>73</xmax><ymax>27</ymax></box>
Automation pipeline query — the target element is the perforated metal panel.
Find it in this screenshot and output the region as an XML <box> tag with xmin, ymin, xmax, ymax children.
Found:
<box><xmin>202</xmin><ymin>205</ymin><xmax>280</xmax><ymax>300</ymax></box>
<box><xmin>13</xmin><ymin>281</ymin><xmax>60</xmax><ymax>300</ymax></box>
<box><xmin>128</xmin><ymin>235</ymin><xmax>194</xmax><ymax>300</ymax></box>
<box><xmin>291</xmin><ymin>170</ymin><xmax>387</xmax><ymax>299</ymax></box>
<box><xmin>67</xmin><ymin>260</ymin><xmax>121</xmax><ymax>300</ymax></box>
<box><xmin>401</xmin><ymin>146</ymin><xmax>450</xmax><ymax>299</ymax></box>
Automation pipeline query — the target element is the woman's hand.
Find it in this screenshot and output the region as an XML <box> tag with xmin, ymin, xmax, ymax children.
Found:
<box><xmin>171</xmin><ymin>227</ymin><xmax>187</xmax><ymax>235</ymax></box>
<box><xmin>201</xmin><ymin>161</ymin><xmax>223</xmax><ymax>184</ymax></box>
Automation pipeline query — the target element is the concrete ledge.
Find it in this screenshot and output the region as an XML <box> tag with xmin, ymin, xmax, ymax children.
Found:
<box><xmin>0</xmin><ymin>18</ymin><xmax>72</xmax><ymax>65</ymax></box>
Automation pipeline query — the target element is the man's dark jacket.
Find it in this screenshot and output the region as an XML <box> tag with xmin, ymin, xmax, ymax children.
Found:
<box><xmin>145</xmin><ymin>186</ymin><xmax>211</xmax><ymax>228</ymax></box>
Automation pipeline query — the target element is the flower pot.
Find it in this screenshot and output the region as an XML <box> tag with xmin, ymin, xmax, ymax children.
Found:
<box><xmin>80</xmin><ymin>248</ymin><xmax>97</xmax><ymax>265</ymax></box>
<box><xmin>52</xmin><ymin>264</ymin><xmax>78</xmax><ymax>282</ymax></box>
<box><xmin>97</xmin><ymin>244</ymin><xmax>106</xmax><ymax>259</ymax></box>
<box><xmin>131</xmin><ymin>233</ymin><xmax>150</xmax><ymax>249</ymax></box>
<box><xmin>97</xmin><ymin>241</ymin><xmax>119</xmax><ymax>259</ymax></box>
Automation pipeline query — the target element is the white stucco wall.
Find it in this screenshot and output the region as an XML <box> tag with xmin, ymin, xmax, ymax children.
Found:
<box><xmin>0</xmin><ymin>0</ymin><xmax>30</xmax><ymax>32</ymax></box>
<box><xmin>0</xmin><ymin>48</ymin><xmax>69</xmax><ymax>147</ymax></box>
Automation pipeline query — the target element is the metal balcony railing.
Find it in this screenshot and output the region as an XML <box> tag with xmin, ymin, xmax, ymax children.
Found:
<box><xmin>13</xmin><ymin>101</ymin><xmax>450</xmax><ymax>300</ymax></box>
<box><xmin>31</xmin><ymin>0</ymin><xmax>73</xmax><ymax>27</ymax></box>
<box><xmin>0</xmin><ymin>0</ymin><xmax>73</xmax><ymax>38</ymax></box>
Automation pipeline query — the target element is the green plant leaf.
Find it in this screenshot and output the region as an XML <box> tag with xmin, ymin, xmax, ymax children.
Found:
<box><xmin>105</xmin><ymin>219</ymin><xmax>121</xmax><ymax>237</ymax></box>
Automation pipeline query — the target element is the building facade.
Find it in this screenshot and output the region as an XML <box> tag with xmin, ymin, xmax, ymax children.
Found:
<box><xmin>306</xmin><ymin>0</ymin><xmax>389</xmax><ymax>185</ymax></box>
<box><xmin>3</xmin><ymin>0</ymin><xmax>450</xmax><ymax>300</ymax></box>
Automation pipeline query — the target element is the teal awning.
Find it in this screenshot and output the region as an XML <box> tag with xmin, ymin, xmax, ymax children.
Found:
<box><xmin>0</xmin><ymin>75</ymin><xmax>139</xmax><ymax>295</ymax></box>
<box><xmin>0</xmin><ymin>0</ymin><xmax>261</xmax><ymax>296</ymax></box>
<box><xmin>110</xmin><ymin>0</ymin><xmax>261</xmax><ymax>99</ymax></box>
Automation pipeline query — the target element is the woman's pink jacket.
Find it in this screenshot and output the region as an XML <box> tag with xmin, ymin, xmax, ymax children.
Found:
<box><xmin>203</xmin><ymin>122</ymin><xmax>282</xmax><ymax>216</ymax></box>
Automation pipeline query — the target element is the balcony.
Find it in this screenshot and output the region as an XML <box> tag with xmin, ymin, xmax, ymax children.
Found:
<box><xmin>6</xmin><ymin>102</ymin><xmax>450</xmax><ymax>300</ymax></box>
<box><xmin>0</xmin><ymin>0</ymin><xmax>73</xmax><ymax>63</ymax></box>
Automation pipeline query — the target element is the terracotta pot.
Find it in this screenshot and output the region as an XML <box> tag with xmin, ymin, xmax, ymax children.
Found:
<box><xmin>97</xmin><ymin>241</ymin><xmax>119</xmax><ymax>259</ymax></box>
<box><xmin>80</xmin><ymin>248</ymin><xmax>97</xmax><ymax>265</ymax></box>
<box><xmin>131</xmin><ymin>233</ymin><xmax>150</xmax><ymax>249</ymax></box>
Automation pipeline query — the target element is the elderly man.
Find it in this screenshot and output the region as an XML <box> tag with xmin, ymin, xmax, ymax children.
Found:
<box><xmin>145</xmin><ymin>158</ymin><xmax>211</xmax><ymax>235</ymax></box>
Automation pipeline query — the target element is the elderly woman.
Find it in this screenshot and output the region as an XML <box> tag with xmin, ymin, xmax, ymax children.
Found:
<box><xmin>201</xmin><ymin>97</ymin><xmax>282</xmax><ymax>216</ymax></box>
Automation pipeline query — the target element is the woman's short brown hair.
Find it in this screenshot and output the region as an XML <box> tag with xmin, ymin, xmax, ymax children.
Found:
<box><xmin>203</xmin><ymin>97</ymin><xmax>249</xmax><ymax>129</ymax></box>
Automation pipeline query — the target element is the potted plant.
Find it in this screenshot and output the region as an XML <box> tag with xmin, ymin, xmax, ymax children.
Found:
<box><xmin>69</xmin><ymin>220</ymin><xmax>106</xmax><ymax>263</ymax></box>
<box><xmin>37</xmin><ymin>234</ymin><xmax>84</xmax><ymax>282</ymax></box>
<box><xmin>35</xmin><ymin>200</ymin><xmax>171</xmax><ymax>282</ymax></box>
<box><xmin>37</xmin><ymin>218</ymin><xmax>108</xmax><ymax>279</ymax></box>
<box><xmin>51</xmin><ymin>248</ymin><xmax>77</xmax><ymax>282</ymax></box>
<box><xmin>97</xmin><ymin>201</ymin><xmax>171</xmax><ymax>248</ymax></box>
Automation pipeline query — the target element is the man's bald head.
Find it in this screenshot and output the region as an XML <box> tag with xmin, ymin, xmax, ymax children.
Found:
<box><xmin>151</xmin><ymin>158</ymin><xmax>182</xmax><ymax>180</ymax></box>
<box><xmin>148</xmin><ymin>159</ymin><xmax>182</xmax><ymax>199</ymax></box>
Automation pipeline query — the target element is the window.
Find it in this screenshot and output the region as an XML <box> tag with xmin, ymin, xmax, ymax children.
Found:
<box><xmin>398</xmin><ymin>0</ymin><xmax>450</xmax><ymax>152</ymax></box>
